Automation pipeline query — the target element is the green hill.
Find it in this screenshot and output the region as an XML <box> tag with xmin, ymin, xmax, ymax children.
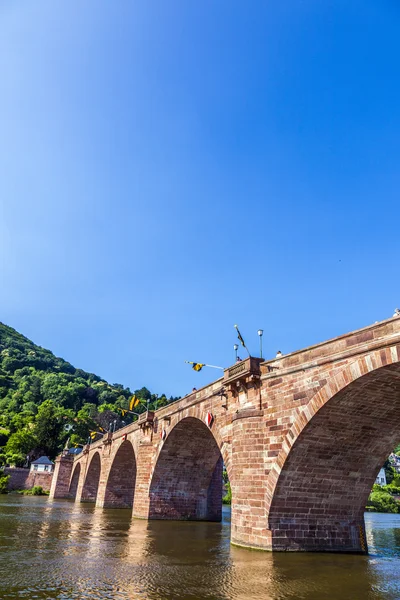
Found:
<box><xmin>0</xmin><ymin>322</ymin><xmax>178</xmax><ymax>464</ymax></box>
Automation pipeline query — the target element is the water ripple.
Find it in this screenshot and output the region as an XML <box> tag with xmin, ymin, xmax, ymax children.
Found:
<box><xmin>0</xmin><ymin>497</ymin><xmax>399</xmax><ymax>600</ymax></box>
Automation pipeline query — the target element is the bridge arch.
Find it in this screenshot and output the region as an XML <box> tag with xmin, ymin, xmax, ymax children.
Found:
<box><xmin>81</xmin><ymin>451</ymin><xmax>101</xmax><ymax>503</ymax></box>
<box><xmin>149</xmin><ymin>416</ymin><xmax>227</xmax><ymax>521</ymax></box>
<box><xmin>68</xmin><ymin>462</ymin><xmax>81</xmax><ymax>499</ymax></box>
<box><xmin>267</xmin><ymin>346</ymin><xmax>400</xmax><ymax>552</ymax></box>
<box><xmin>103</xmin><ymin>440</ymin><xmax>137</xmax><ymax>508</ymax></box>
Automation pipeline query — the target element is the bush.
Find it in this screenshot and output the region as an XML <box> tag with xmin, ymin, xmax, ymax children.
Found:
<box><xmin>21</xmin><ymin>485</ymin><xmax>48</xmax><ymax>496</ymax></box>
<box><xmin>0</xmin><ymin>472</ymin><xmax>9</xmax><ymax>494</ymax></box>
<box><xmin>367</xmin><ymin>489</ymin><xmax>399</xmax><ymax>513</ymax></box>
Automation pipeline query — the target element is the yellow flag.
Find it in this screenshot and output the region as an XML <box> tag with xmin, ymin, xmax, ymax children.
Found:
<box><xmin>129</xmin><ymin>395</ymin><xmax>140</xmax><ymax>410</ymax></box>
<box><xmin>121</xmin><ymin>409</ymin><xmax>127</xmax><ymax>417</ymax></box>
<box><xmin>90</xmin><ymin>431</ymin><xmax>97</xmax><ymax>440</ymax></box>
<box><xmin>192</xmin><ymin>363</ymin><xmax>205</xmax><ymax>372</ymax></box>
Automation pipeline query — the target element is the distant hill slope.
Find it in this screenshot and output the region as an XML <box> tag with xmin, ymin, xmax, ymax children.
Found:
<box><xmin>0</xmin><ymin>322</ymin><xmax>178</xmax><ymax>463</ymax></box>
<box><xmin>0</xmin><ymin>321</ymin><xmax>104</xmax><ymax>382</ymax></box>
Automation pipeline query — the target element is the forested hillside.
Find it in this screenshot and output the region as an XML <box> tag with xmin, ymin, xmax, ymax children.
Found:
<box><xmin>0</xmin><ymin>322</ymin><xmax>179</xmax><ymax>465</ymax></box>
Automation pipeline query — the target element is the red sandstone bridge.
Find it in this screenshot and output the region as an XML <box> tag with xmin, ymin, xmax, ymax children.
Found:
<box><xmin>50</xmin><ymin>317</ymin><xmax>400</xmax><ymax>553</ymax></box>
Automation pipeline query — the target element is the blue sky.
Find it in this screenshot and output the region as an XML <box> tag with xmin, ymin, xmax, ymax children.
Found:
<box><xmin>1</xmin><ymin>1</ymin><xmax>399</xmax><ymax>396</ymax></box>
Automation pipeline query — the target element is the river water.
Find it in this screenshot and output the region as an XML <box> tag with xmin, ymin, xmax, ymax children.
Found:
<box><xmin>0</xmin><ymin>497</ymin><xmax>399</xmax><ymax>600</ymax></box>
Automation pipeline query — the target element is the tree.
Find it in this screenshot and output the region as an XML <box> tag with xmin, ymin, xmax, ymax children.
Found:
<box><xmin>367</xmin><ymin>486</ymin><xmax>399</xmax><ymax>514</ymax></box>
<box><xmin>0</xmin><ymin>471</ymin><xmax>9</xmax><ymax>493</ymax></box>
<box><xmin>33</xmin><ymin>400</ymin><xmax>67</xmax><ymax>459</ymax></box>
<box><xmin>384</xmin><ymin>459</ymin><xmax>396</xmax><ymax>484</ymax></box>
<box><xmin>5</xmin><ymin>429</ymin><xmax>37</xmax><ymax>465</ymax></box>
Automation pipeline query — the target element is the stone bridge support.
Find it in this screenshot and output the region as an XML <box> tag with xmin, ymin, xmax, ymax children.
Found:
<box><xmin>49</xmin><ymin>453</ymin><xmax>74</xmax><ymax>499</ymax></box>
<box><xmin>49</xmin><ymin>317</ymin><xmax>400</xmax><ymax>554</ymax></box>
<box><xmin>131</xmin><ymin>440</ymin><xmax>157</xmax><ymax>518</ymax></box>
<box><xmin>230</xmin><ymin>409</ymin><xmax>268</xmax><ymax>548</ymax></box>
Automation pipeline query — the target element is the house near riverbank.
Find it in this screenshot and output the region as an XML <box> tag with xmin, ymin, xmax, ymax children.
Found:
<box><xmin>30</xmin><ymin>456</ymin><xmax>54</xmax><ymax>473</ymax></box>
<box><xmin>389</xmin><ymin>453</ymin><xmax>400</xmax><ymax>474</ymax></box>
<box><xmin>375</xmin><ymin>468</ymin><xmax>387</xmax><ymax>486</ymax></box>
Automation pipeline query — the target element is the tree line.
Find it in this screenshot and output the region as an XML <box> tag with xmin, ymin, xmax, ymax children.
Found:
<box><xmin>0</xmin><ymin>322</ymin><xmax>179</xmax><ymax>466</ymax></box>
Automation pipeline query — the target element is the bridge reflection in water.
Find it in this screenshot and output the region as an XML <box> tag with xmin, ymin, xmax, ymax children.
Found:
<box><xmin>0</xmin><ymin>497</ymin><xmax>399</xmax><ymax>600</ymax></box>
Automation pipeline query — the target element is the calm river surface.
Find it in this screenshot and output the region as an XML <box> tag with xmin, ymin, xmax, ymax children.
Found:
<box><xmin>0</xmin><ymin>497</ymin><xmax>399</xmax><ymax>600</ymax></box>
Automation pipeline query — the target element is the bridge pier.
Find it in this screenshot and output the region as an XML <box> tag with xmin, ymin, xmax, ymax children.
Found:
<box><xmin>205</xmin><ymin>456</ymin><xmax>223</xmax><ymax>521</ymax></box>
<box><xmin>49</xmin><ymin>452</ymin><xmax>74</xmax><ymax>499</ymax></box>
<box><xmin>230</xmin><ymin>409</ymin><xmax>269</xmax><ymax>549</ymax></box>
<box><xmin>132</xmin><ymin>441</ymin><xmax>158</xmax><ymax>519</ymax></box>
<box><xmin>267</xmin><ymin>515</ymin><xmax>367</xmax><ymax>553</ymax></box>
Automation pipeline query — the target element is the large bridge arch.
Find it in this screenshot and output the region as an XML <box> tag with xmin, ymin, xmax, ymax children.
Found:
<box><xmin>81</xmin><ymin>451</ymin><xmax>101</xmax><ymax>503</ymax></box>
<box><xmin>102</xmin><ymin>440</ymin><xmax>137</xmax><ymax>508</ymax></box>
<box><xmin>267</xmin><ymin>346</ymin><xmax>400</xmax><ymax>552</ymax></box>
<box><xmin>149</xmin><ymin>416</ymin><xmax>227</xmax><ymax>521</ymax></box>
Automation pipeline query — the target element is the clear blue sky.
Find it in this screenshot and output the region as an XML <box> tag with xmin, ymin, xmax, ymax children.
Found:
<box><xmin>1</xmin><ymin>1</ymin><xmax>399</xmax><ymax>396</ymax></box>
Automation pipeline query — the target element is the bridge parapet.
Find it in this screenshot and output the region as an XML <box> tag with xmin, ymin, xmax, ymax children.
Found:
<box><xmin>261</xmin><ymin>316</ymin><xmax>400</xmax><ymax>377</ymax></box>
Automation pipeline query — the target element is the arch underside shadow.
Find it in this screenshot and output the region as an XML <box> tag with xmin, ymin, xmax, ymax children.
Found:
<box><xmin>103</xmin><ymin>440</ymin><xmax>137</xmax><ymax>508</ymax></box>
<box><xmin>268</xmin><ymin>362</ymin><xmax>400</xmax><ymax>552</ymax></box>
<box><xmin>81</xmin><ymin>452</ymin><xmax>101</xmax><ymax>503</ymax></box>
<box><xmin>68</xmin><ymin>463</ymin><xmax>81</xmax><ymax>499</ymax></box>
<box><xmin>149</xmin><ymin>417</ymin><xmax>223</xmax><ymax>521</ymax></box>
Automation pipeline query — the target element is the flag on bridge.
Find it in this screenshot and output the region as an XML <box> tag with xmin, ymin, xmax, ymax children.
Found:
<box><xmin>234</xmin><ymin>324</ymin><xmax>250</xmax><ymax>355</ymax></box>
<box><xmin>129</xmin><ymin>395</ymin><xmax>140</xmax><ymax>411</ymax></box>
<box><xmin>185</xmin><ymin>361</ymin><xmax>223</xmax><ymax>371</ymax></box>
<box><xmin>192</xmin><ymin>362</ymin><xmax>205</xmax><ymax>372</ymax></box>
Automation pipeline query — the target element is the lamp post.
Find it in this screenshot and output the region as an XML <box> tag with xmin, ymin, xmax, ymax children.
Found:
<box><xmin>234</xmin><ymin>343</ymin><xmax>239</xmax><ymax>361</ymax></box>
<box><xmin>257</xmin><ymin>329</ymin><xmax>264</xmax><ymax>359</ymax></box>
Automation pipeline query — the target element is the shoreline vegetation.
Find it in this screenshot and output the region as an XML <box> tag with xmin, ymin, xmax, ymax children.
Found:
<box><xmin>366</xmin><ymin>484</ymin><xmax>400</xmax><ymax>514</ymax></box>
<box><xmin>367</xmin><ymin>460</ymin><xmax>400</xmax><ymax>514</ymax></box>
<box><xmin>17</xmin><ymin>485</ymin><xmax>49</xmax><ymax>496</ymax></box>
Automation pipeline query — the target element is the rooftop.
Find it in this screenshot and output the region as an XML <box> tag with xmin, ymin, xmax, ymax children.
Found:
<box><xmin>31</xmin><ymin>456</ymin><xmax>54</xmax><ymax>465</ymax></box>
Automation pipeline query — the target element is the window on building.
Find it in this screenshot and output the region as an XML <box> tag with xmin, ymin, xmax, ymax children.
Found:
<box><xmin>33</xmin><ymin>465</ymin><xmax>38</xmax><ymax>471</ymax></box>
<box><xmin>44</xmin><ymin>465</ymin><xmax>49</xmax><ymax>471</ymax></box>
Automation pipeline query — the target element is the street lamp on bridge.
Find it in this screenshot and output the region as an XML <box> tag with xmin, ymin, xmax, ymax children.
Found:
<box><xmin>258</xmin><ymin>329</ymin><xmax>264</xmax><ymax>359</ymax></box>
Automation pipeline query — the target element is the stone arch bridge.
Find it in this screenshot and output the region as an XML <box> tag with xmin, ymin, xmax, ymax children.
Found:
<box><xmin>50</xmin><ymin>317</ymin><xmax>400</xmax><ymax>553</ymax></box>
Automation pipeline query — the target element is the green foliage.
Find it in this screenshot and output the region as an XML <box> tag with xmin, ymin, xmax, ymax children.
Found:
<box><xmin>367</xmin><ymin>484</ymin><xmax>400</xmax><ymax>514</ymax></box>
<box><xmin>21</xmin><ymin>485</ymin><xmax>48</xmax><ymax>496</ymax></box>
<box><xmin>33</xmin><ymin>400</ymin><xmax>67</xmax><ymax>458</ymax></box>
<box><xmin>384</xmin><ymin>459</ymin><xmax>397</xmax><ymax>484</ymax></box>
<box><xmin>0</xmin><ymin>471</ymin><xmax>9</xmax><ymax>494</ymax></box>
<box><xmin>0</xmin><ymin>322</ymin><xmax>180</xmax><ymax>462</ymax></box>
<box><xmin>5</xmin><ymin>430</ymin><xmax>37</xmax><ymax>465</ymax></box>
<box><xmin>223</xmin><ymin>481</ymin><xmax>232</xmax><ymax>505</ymax></box>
